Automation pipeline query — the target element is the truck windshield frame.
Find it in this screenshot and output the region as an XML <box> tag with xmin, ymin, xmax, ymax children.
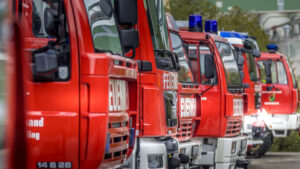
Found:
<box><xmin>215</xmin><ymin>41</ymin><xmax>242</xmax><ymax>88</ymax></box>
<box><xmin>143</xmin><ymin>0</ymin><xmax>170</xmax><ymax>51</ymax></box>
<box><xmin>83</xmin><ymin>0</ymin><xmax>123</xmax><ymax>55</ymax></box>
<box><xmin>170</xmin><ymin>31</ymin><xmax>194</xmax><ymax>83</ymax></box>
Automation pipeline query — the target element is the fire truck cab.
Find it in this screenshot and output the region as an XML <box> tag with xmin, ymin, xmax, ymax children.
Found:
<box><xmin>123</xmin><ymin>1</ymin><xmax>182</xmax><ymax>169</ymax></box>
<box><xmin>256</xmin><ymin>45</ymin><xmax>300</xmax><ymax>138</ymax></box>
<box><xmin>12</xmin><ymin>0</ymin><xmax>140</xmax><ymax>168</ymax></box>
<box><xmin>218</xmin><ymin>32</ymin><xmax>268</xmax><ymax>156</ymax></box>
<box><xmin>178</xmin><ymin>16</ymin><xmax>249</xmax><ymax>169</ymax></box>
<box><xmin>166</xmin><ymin>13</ymin><xmax>203</xmax><ymax>169</ymax></box>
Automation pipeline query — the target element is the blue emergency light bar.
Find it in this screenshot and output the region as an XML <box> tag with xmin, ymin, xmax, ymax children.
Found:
<box><xmin>219</xmin><ymin>31</ymin><xmax>243</xmax><ymax>39</ymax></box>
<box><xmin>267</xmin><ymin>44</ymin><xmax>278</xmax><ymax>52</ymax></box>
<box><xmin>189</xmin><ymin>15</ymin><xmax>203</xmax><ymax>32</ymax></box>
<box><xmin>205</xmin><ymin>20</ymin><xmax>218</xmax><ymax>34</ymax></box>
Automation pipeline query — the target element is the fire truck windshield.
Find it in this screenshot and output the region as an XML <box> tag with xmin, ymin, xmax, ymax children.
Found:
<box><xmin>83</xmin><ymin>0</ymin><xmax>123</xmax><ymax>55</ymax></box>
<box><xmin>144</xmin><ymin>0</ymin><xmax>170</xmax><ymax>51</ymax></box>
<box><xmin>215</xmin><ymin>42</ymin><xmax>242</xmax><ymax>88</ymax></box>
<box><xmin>170</xmin><ymin>32</ymin><xmax>194</xmax><ymax>83</ymax></box>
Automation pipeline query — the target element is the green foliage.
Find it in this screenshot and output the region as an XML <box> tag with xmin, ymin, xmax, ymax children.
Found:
<box><xmin>270</xmin><ymin>131</ymin><xmax>300</xmax><ymax>152</ymax></box>
<box><xmin>165</xmin><ymin>0</ymin><xmax>270</xmax><ymax>51</ymax></box>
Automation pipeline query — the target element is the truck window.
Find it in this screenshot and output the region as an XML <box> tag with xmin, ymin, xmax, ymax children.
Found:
<box><xmin>271</xmin><ymin>62</ymin><xmax>278</xmax><ymax>84</ymax></box>
<box><xmin>257</xmin><ymin>61</ymin><xmax>267</xmax><ymax>83</ymax></box>
<box><xmin>286</xmin><ymin>60</ymin><xmax>297</xmax><ymax>88</ymax></box>
<box><xmin>144</xmin><ymin>0</ymin><xmax>170</xmax><ymax>51</ymax></box>
<box><xmin>188</xmin><ymin>44</ymin><xmax>199</xmax><ymax>83</ymax></box>
<box><xmin>215</xmin><ymin>42</ymin><xmax>242</xmax><ymax>88</ymax></box>
<box><xmin>170</xmin><ymin>32</ymin><xmax>194</xmax><ymax>83</ymax></box>
<box><xmin>245</xmin><ymin>53</ymin><xmax>259</xmax><ymax>82</ymax></box>
<box><xmin>277</xmin><ymin>61</ymin><xmax>288</xmax><ymax>85</ymax></box>
<box><xmin>83</xmin><ymin>0</ymin><xmax>122</xmax><ymax>55</ymax></box>
<box><xmin>199</xmin><ymin>45</ymin><xmax>217</xmax><ymax>85</ymax></box>
<box><xmin>32</xmin><ymin>0</ymin><xmax>50</xmax><ymax>37</ymax></box>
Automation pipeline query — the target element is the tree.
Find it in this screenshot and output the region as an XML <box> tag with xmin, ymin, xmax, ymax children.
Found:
<box><xmin>166</xmin><ymin>0</ymin><xmax>218</xmax><ymax>21</ymax></box>
<box><xmin>166</xmin><ymin>1</ymin><xmax>270</xmax><ymax>51</ymax></box>
<box><xmin>217</xmin><ymin>6</ymin><xmax>270</xmax><ymax>51</ymax></box>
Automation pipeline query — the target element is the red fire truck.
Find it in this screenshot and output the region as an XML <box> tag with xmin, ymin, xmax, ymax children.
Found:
<box><xmin>256</xmin><ymin>45</ymin><xmax>300</xmax><ymax>139</ymax></box>
<box><xmin>166</xmin><ymin>13</ymin><xmax>203</xmax><ymax>169</ymax></box>
<box><xmin>218</xmin><ymin>32</ymin><xmax>270</xmax><ymax>157</ymax></box>
<box><xmin>177</xmin><ymin>15</ymin><xmax>249</xmax><ymax>169</ymax></box>
<box><xmin>12</xmin><ymin>0</ymin><xmax>183</xmax><ymax>168</ymax></box>
<box><xmin>11</xmin><ymin>0</ymin><xmax>140</xmax><ymax>168</ymax></box>
<box><xmin>123</xmin><ymin>0</ymin><xmax>182</xmax><ymax>168</ymax></box>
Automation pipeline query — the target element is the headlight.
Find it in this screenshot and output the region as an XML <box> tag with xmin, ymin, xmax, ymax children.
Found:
<box><xmin>191</xmin><ymin>145</ymin><xmax>199</xmax><ymax>157</ymax></box>
<box><xmin>233</xmin><ymin>99</ymin><xmax>243</xmax><ymax>116</ymax></box>
<box><xmin>231</xmin><ymin>141</ymin><xmax>237</xmax><ymax>154</ymax></box>
<box><xmin>148</xmin><ymin>155</ymin><xmax>163</xmax><ymax>168</ymax></box>
<box><xmin>181</xmin><ymin>97</ymin><xmax>197</xmax><ymax>117</ymax></box>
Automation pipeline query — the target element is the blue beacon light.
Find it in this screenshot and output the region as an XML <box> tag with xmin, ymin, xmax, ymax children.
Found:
<box><xmin>267</xmin><ymin>44</ymin><xmax>278</xmax><ymax>52</ymax></box>
<box><xmin>219</xmin><ymin>31</ymin><xmax>243</xmax><ymax>39</ymax></box>
<box><xmin>205</xmin><ymin>20</ymin><xmax>218</xmax><ymax>34</ymax></box>
<box><xmin>189</xmin><ymin>15</ymin><xmax>203</xmax><ymax>32</ymax></box>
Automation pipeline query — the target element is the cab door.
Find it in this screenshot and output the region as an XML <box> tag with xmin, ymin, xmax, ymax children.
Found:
<box><xmin>259</xmin><ymin>60</ymin><xmax>291</xmax><ymax>114</ymax></box>
<box><xmin>18</xmin><ymin>0</ymin><xmax>80</xmax><ymax>168</ymax></box>
<box><xmin>188</xmin><ymin>43</ymin><xmax>221</xmax><ymax>136</ymax></box>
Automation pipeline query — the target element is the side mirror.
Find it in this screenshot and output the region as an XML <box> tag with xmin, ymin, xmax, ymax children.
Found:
<box><xmin>252</xmin><ymin>50</ymin><xmax>261</xmax><ymax>58</ymax></box>
<box><xmin>44</xmin><ymin>8</ymin><xmax>59</xmax><ymax>37</ymax></box>
<box><xmin>204</xmin><ymin>54</ymin><xmax>215</xmax><ymax>79</ymax></box>
<box><xmin>114</xmin><ymin>0</ymin><xmax>137</xmax><ymax>25</ymax></box>
<box><xmin>33</xmin><ymin>49</ymin><xmax>58</xmax><ymax>74</ymax></box>
<box><xmin>119</xmin><ymin>29</ymin><xmax>139</xmax><ymax>50</ymax></box>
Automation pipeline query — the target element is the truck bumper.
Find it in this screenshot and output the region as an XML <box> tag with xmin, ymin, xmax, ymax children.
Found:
<box><xmin>124</xmin><ymin>137</ymin><xmax>180</xmax><ymax>169</ymax></box>
<box><xmin>199</xmin><ymin>136</ymin><xmax>249</xmax><ymax>169</ymax></box>
<box><xmin>178</xmin><ymin>138</ymin><xmax>202</xmax><ymax>168</ymax></box>
<box><xmin>215</xmin><ymin>136</ymin><xmax>248</xmax><ymax>164</ymax></box>
<box><xmin>261</xmin><ymin>113</ymin><xmax>300</xmax><ymax>137</ymax></box>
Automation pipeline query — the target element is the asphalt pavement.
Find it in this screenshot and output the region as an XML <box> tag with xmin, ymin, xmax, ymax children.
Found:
<box><xmin>249</xmin><ymin>152</ymin><xmax>300</xmax><ymax>169</ymax></box>
<box><xmin>0</xmin><ymin>151</ymin><xmax>299</xmax><ymax>169</ymax></box>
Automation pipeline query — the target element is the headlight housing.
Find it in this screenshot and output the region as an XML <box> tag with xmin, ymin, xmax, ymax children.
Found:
<box><xmin>231</xmin><ymin>141</ymin><xmax>237</xmax><ymax>154</ymax></box>
<box><xmin>148</xmin><ymin>155</ymin><xmax>163</xmax><ymax>168</ymax></box>
<box><xmin>191</xmin><ymin>145</ymin><xmax>199</xmax><ymax>157</ymax></box>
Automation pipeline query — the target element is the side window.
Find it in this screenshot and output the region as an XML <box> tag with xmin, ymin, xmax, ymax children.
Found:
<box><xmin>32</xmin><ymin>0</ymin><xmax>50</xmax><ymax>37</ymax></box>
<box><xmin>258</xmin><ymin>61</ymin><xmax>266</xmax><ymax>83</ymax></box>
<box><xmin>188</xmin><ymin>44</ymin><xmax>199</xmax><ymax>83</ymax></box>
<box><xmin>277</xmin><ymin>61</ymin><xmax>288</xmax><ymax>85</ymax></box>
<box><xmin>286</xmin><ymin>60</ymin><xmax>297</xmax><ymax>88</ymax></box>
<box><xmin>170</xmin><ymin>32</ymin><xmax>194</xmax><ymax>83</ymax></box>
<box><xmin>199</xmin><ymin>45</ymin><xmax>216</xmax><ymax>85</ymax></box>
<box><xmin>270</xmin><ymin>62</ymin><xmax>277</xmax><ymax>84</ymax></box>
<box><xmin>28</xmin><ymin>0</ymin><xmax>71</xmax><ymax>82</ymax></box>
<box><xmin>245</xmin><ymin>53</ymin><xmax>258</xmax><ymax>82</ymax></box>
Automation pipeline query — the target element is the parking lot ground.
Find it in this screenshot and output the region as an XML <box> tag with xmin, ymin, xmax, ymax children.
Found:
<box><xmin>249</xmin><ymin>152</ymin><xmax>300</xmax><ymax>169</ymax></box>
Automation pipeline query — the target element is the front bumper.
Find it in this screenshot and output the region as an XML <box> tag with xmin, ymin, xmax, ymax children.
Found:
<box><xmin>261</xmin><ymin>113</ymin><xmax>300</xmax><ymax>137</ymax></box>
<box><xmin>178</xmin><ymin>138</ymin><xmax>202</xmax><ymax>168</ymax></box>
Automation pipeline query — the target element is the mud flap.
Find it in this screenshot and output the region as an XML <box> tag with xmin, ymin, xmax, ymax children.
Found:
<box><xmin>236</xmin><ymin>159</ymin><xmax>250</xmax><ymax>169</ymax></box>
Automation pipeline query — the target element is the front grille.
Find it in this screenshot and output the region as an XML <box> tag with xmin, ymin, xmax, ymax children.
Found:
<box><xmin>102</xmin><ymin>112</ymin><xmax>129</xmax><ymax>165</ymax></box>
<box><xmin>176</xmin><ymin>119</ymin><xmax>193</xmax><ymax>142</ymax></box>
<box><xmin>225</xmin><ymin>117</ymin><xmax>242</xmax><ymax>137</ymax></box>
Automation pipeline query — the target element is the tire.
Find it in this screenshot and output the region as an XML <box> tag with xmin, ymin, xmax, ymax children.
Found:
<box><xmin>261</xmin><ymin>132</ymin><xmax>272</xmax><ymax>156</ymax></box>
